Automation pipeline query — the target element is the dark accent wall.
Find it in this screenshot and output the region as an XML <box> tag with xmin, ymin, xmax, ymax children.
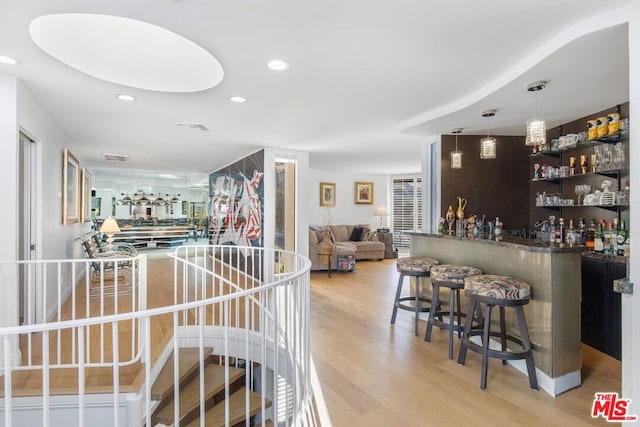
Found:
<box><xmin>441</xmin><ymin>135</ymin><xmax>531</xmax><ymax>231</ymax></box>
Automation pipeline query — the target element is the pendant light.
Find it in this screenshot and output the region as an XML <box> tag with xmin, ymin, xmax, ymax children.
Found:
<box><xmin>480</xmin><ymin>110</ymin><xmax>497</xmax><ymax>159</ymax></box>
<box><xmin>525</xmin><ymin>80</ymin><xmax>547</xmax><ymax>146</ymax></box>
<box><xmin>450</xmin><ymin>128</ymin><xmax>463</xmax><ymax>169</ymax></box>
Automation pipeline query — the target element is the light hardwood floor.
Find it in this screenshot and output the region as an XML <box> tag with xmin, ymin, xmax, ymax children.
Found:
<box><xmin>310</xmin><ymin>258</ymin><xmax>621</xmax><ymax>427</ymax></box>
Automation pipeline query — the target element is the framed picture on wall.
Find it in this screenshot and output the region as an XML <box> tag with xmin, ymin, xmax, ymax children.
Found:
<box><xmin>354</xmin><ymin>181</ymin><xmax>374</xmax><ymax>204</ymax></box>
<box><xmin>80</xmin><ymin>168</ymin><xmax>91</xmax><ymax>222</ymax></box>
<box><xmin>62</xmin><ymin>148</ymin><xmax>80</xmax><ymax>224</ymax></box>
<box><xmin>319</xmin><ymin>182</ymin><xmax>336</xmax><ymax>207</ymax></box>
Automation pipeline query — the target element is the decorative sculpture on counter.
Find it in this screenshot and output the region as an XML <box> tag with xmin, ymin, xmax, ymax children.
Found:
<box><xmin>456</xmin><ymin>196</ymin><xmax>467</xmax><ymax>220</ymax></box>
<box><xmin>446</xmin><ymin>205</ymin><xmax>456</xmax><ymax>236</ymax></box>
<box><xmin>466</xmin><ymin>215</ymin><xmax>478</xmax><ymax>238</ymax></box>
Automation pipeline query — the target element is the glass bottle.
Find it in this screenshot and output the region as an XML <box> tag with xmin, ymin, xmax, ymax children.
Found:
<box><xmin>612</xmin><ymin>218</ymin><xmax>619</xmax><ymax>255</ymax></box>
<box><xmin>617</xmin><ymin>219</ymin><xmax>629</xmax><ymax>256</ymax></box>
<box><xmin>566</xmin><ymin>219</ymin><xmax>577</xmax><ymax>247</ymax></box>
<box><xmin>557</xmin><ymin>217</ymin><xmax>565</xmax><ymax>244</ymax></box>
<box><xmin>594</xmin><ymin>222</ymin><xmax>605</xmax><ymax>253</ymax></box>
<box><xmin>586</xmin><ymin>219</ymin><xmax>596</xmax><ymax>249</ymax></box>
<box><xmin>578</xmin><ymin>217</ymin><xmax>586</xmax><ymax>246</ymax></box>
<box><xmin>548</xmin><ymin>216</ymin><xmax>556</xmax><ymax>243</ymax></box>
<box><xmin>604</xmin><ymin>222</ymin><xmax>614</xmax><ymax>254</ymax></box>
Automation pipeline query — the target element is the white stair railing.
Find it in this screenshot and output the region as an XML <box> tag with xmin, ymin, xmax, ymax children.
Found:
<box><xmin>0</xmin><ymin>246</ymin><xmax>316</xmax><ymax>427</ymax></box>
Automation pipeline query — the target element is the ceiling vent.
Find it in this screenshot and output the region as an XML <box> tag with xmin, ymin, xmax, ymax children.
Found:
<box><xmin>176</xmin><ymin>123</ymin><xmax>210</xmax><ymax>132</ymax></box>
<box><xmin>104</xmin><ymin>153</ymin><xmax>129</xmax><ymax>162</ymax></box>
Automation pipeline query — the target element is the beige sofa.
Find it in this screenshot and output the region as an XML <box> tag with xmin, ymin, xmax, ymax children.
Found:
<box><xmin>309</xmin><ymin>224</ymin><xmax>385</xmax><ymax>271</ymax></box>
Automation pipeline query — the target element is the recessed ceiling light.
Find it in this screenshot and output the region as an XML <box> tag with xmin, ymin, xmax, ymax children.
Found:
<box><xmin>229</xmin><ymin>96</ymin><xmax>247</xmax><ymax>103</ymax></box>
<box><xmin>0</xmin><ymin>55</ymin><xmax>19</xmax><ymax>65</ymax></box>
<box><xmin>267</xmin><ymin>59</ymin><xmax>290</xmax><ymax>71</ymax></box>
<box><xmin>116</xmin><ymin>93</ymin><xmax>136</xmax><ymax>102</ymax></box>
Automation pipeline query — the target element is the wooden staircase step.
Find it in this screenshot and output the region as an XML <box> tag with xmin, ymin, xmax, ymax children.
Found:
<box><xmin>184</xmin><ymin>387</ymin><xmax>272</xmax><ymax>427</ymax></box>
<box><xmin>153</xmin><ymin>364</ymin><xmax>245</xmax><ymax>425</ymax></box>
<box><xmin>151</xmin><ymin>347</ymin><xmax>213</xmax><ymax>401</ymax></box>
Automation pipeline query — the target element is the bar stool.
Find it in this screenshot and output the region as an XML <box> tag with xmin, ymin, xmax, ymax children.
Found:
<box><xmin>425</xmin><ymin>265</ymin><xmax>482</xmax><ymax>359</ymax></box>
<box><xmin>457</xmin><ymin>274</ymin><xmax>538</xmax><ymax>391</ymax></box>
<box><xmin>390</xmin><ymin>256</ymin><xmax>440</xmax><ymax>336</ymax></box>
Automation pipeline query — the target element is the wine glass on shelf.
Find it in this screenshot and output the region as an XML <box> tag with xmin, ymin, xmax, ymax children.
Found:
<box><xmin>592</xmin><ymin>145</ymin><xmax>603</xmax><ymax>172</ymax></box>
<box><xmin>613</xmin><ymin>142</ymin><xmax>626</xmax><ymax>170</ymax></box>
<box><xmin>574</xmin><ymin>184</ymin><xmax>591</xmax><ymax>206</ymax></box>
<box><xmin>601</xmin><ymin>144</ymin><xmax>613</xmax><ymax>171</ymax></box>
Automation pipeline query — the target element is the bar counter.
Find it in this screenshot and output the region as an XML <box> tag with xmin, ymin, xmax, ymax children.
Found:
<box><xmin>407</xmin><ymin>231</ymin><xmax>582</xmax><ymax>396</ymax></box>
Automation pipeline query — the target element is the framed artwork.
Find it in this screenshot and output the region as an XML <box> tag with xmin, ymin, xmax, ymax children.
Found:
<box><xmin>354</xmin><ymin>181</ymin><xmax>374</xmax><ymax>204</ymax></box>
<box><xmin>62</xmin><ymin>149</ymin><xmax>80</xmax><ymax>224</ymax></box>
<box><xmin>80</xmin><ymin>168</ymin><xmax>92</xmax><ymax>222</ymax></box>
<box><xmin>319</xmin><ymin>182</ymin><xmax>336</xmax><ymax>207</ymax></box>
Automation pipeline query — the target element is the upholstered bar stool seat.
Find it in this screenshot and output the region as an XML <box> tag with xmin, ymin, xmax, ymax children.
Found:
<box><xmin>457</xmin><ymin>274</ymin><xmax>538</xmax><ymax>391</ymax></box>
<box><xmin>390</xmin><ymin>256</ymin><xmax>440</xmax><ymax>336</ymax></box>
<box><xmin>425</xmin><ymin>265</ymin><xmax>482</xmax><ymax>359</ymax></box>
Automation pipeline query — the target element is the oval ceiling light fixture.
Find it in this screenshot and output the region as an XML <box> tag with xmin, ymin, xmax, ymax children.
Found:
<box><xmin>116</xmin><ymin>93</ymin><xmax>137</xmax><ymax>102</ymax></box>
<box><xmin>267</xmin><ymin>59</ymin><xmax>290</xmax><ymax>71</ymax></box>
<box><xmin>229</xmin><ymin>96</ymin><xmax>247</xmax><ymax>103</ymax></box>
<box><xmin>29</xmin><ymin>13</ymin><xmax>224</xmax><ymax>92</ymax></box>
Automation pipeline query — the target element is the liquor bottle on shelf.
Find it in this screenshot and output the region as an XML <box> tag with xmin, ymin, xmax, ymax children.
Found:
<box><xmin>617</xmin><ymin>219</ymin><xmax>629</xmax><ymax>256</ymax></box>
<box><xmin>611</xmin><ymin>218</ymin><xmax>619</xmax><ymax>255</ymax></box>
<box><xmin>548</xmin><ymin>216</ymin><xmax>557</xmax><ymax>243</ymax></box>
<box><xmin>604</xmin><ymin>222</ymin><xmax>614</xmax><ymax>254</ymax></box>
<box><xmin>594</xmin><ymin>222</ymin><xmax>605</xmax><ymax>253</ymax></box>
<box><xmin>566</xmin><ymin>219</ymin><xmax>577</xmax><ymax>247</ymax></box>
<box><xmin>578</xmin><ymin>217</ymin><xmax>586</xmax><ymax>246</ymax></box>
<box><xmin>586</xmin><ymin>219</ymin><xmax>596</xmax><ymax>249</ymax></box>
<box><xmin>557</xmin><ymin>217</ymin><xmax>565</xmax><ymax>244</ymax></box>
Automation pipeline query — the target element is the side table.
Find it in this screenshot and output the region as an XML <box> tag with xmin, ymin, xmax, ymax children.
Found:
<box><xmin>377</xmin><ymin>231</ymin><xmax>394</xmax><ymax>259</ymax></box>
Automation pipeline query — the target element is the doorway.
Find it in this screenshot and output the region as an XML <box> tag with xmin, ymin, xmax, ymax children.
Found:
<box><xmin>18</xmin><ymin>132</ymin><xmax>40</xmax><ymax>323</ymax></box>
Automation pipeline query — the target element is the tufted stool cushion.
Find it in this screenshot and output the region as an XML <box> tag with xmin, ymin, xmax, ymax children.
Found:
<box><xmin>396</xmin><ymin>257</ymin><xmax>440</xmax><ymax>275</ymax></box>
<box><xmin>464</xmin><ymin>274</ymin><xmax>530</xmax><ymax>300</ymax></box>
<box><xmin>430</xmin><ymin>265</ymin><xmax>482</xmax><ymax>284</ymax></box>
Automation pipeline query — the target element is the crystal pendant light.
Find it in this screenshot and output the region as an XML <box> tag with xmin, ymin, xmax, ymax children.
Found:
<box><xmin>480</xmin><ymin>110</ymin><xmax>497</xmax><ymax>159</ymax></box>
<box><xmin>525</xmin><ymin>80</ymin><xmax>547</xmax><ymax>146</ymax></box>
<box><xmin>450</xmin><ymin>128</ymin><xmax>463</xmax><ymax>169</ymax></box>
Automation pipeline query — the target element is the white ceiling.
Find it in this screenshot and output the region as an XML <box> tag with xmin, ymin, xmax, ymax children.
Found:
<box><xmin>0</xmin><ymin>0</ymin><xmax>632</xmax><ymax>178</ymax></box>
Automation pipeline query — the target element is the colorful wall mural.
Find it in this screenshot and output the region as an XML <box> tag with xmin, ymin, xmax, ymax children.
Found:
<box><xmin>208</xmin><ymin>150</ymin><xmax>264</xmax><ymax>249</ymax></box>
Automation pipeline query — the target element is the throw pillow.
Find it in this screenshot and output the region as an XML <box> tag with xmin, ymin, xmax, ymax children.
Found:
<box><xmin>363</xmin><ymin>231</ymin><xmax>376</xmax><ymax>241</ymax></box>
<box><xmin>349</xmin><ymin>227</ymin><xmax>364</xmax><ymax>241</ymax></box>
<box><xmin>360</xmin><ymin>226</ymin><xmax>370</xmax><ymax>241</ymax></box>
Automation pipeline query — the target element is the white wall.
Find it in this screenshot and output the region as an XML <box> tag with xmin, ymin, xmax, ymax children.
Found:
<box><xmin>17</xmin><ymin>81</ymin><xmax>91</xmax><ymax>261</ymax></box>
<box><xmin>16</xmin><ymin>80</ymin><xmax>93</xmax><ymax>329</ymax></box>
<box><xmin>307</xmin><ymin>168</ymin><xmax>389</xmax><ymax>230</ymax></box>
<box><xmin>0</xmin><ymin>75</ymin><xmax>20</xmax><ymax>358</ymax></box>
<box><xmin>624</xmin><ymin>1</ymin><xmax>640</xmax><ymax>419</ymax></box>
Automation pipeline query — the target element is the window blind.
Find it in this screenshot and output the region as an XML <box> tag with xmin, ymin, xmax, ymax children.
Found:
<box><xmin>392</xmin><ymin>177</ymin><xmax>422</xmax><ymax>248</ymax></box>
